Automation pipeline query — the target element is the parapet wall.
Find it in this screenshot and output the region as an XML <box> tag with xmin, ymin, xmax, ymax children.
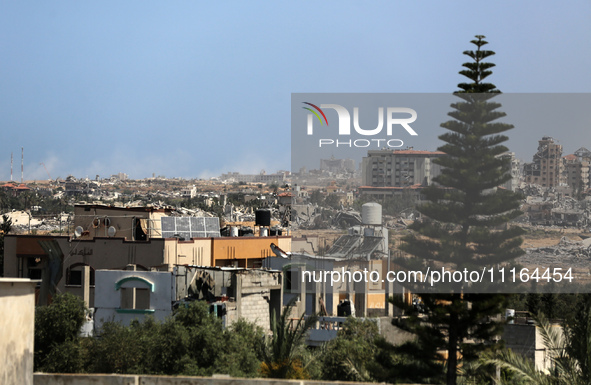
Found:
<box><xmin>34</xmin><ymin>373</ymin><xmax>415</xmax><ymax>385</ymax></box>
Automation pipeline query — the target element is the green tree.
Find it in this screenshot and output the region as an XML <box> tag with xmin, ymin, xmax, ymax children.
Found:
<box><xmin>88</xmin><ymin>301</ymin><xmax>265</xmax><ymax>377</ymax></box>
<box><xmin>214</xmin><ymin>319</ymin><xmax>266</xmax><ymax>377</ymax></box>
<box><xmin>541</xmin><ymin>293</ymin><xmax>557</xmax><ymax>320</ymax></box>
<box><xmin>321</xmin><ymin>317</ymin><xmax>395</xmax><ymax>382</ymax></box>
<box><xmin>526</xmin><ymin>292</ymin><xmax>541</xmax><ymax>316</ymax></box>
<box><xmin>260</xmin><ymin>298</ymin><xmax>318</xmax><ymax>379</ymax></box>
<box><xmin>324</xmin><ymin>194</ymin><xmax>341</xmax><ymax>209</ymax></box>
<box><xmin>481</xmin><ymin>297</ymin><xmax>591</xmax><ymax>385</ymax></box>
<box><xmin>394</xmin><ymin>35</ymin><xmax>524</xmax><ymax>385</ymax></box>
<box><xmin>34</xmin><ymin>293</ymin><xmax>87</xmax><ymax>372</ymax></box>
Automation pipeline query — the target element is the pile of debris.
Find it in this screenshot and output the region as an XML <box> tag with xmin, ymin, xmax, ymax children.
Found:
<box><xmin>518</xmin><ymin>236</ymin><xmax>591</xmax><ymax>270</ymax></box>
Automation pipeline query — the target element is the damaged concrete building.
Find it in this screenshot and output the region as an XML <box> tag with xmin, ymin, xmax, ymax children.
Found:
<box><xmin>524</xmin><ymin>137</ymin><xmax>564</xmax><ymax>188</ymax></box>
<box><xmin>361</xmin><ymin>148</ymin><xmax>446</xmax><ymax>188</ymax></box>
<box><xmin>174</xmin><ymin>265</ymin><xmax>282</xmax><ymax>331</ymax></box>
<box><xmin>563</xmin><ymin>148</ymin><xmax>591</xmax><ymax>193</ymax></box>
<box><xmin>93</xmin><ymin>265</ymin><xmax>283</xmax><ymax>332</ymax></box>
<box><xmin>3</xmin><ymin>204</ymin><xmax>291</xmax><ymax>307</ymax></box>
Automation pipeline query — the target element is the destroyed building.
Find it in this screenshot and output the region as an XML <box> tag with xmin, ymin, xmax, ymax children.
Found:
<box><xmin>498</xmin><ymin>152</ymin><xmax>521</xmax><ymax>191</ymax></box>
<box><xmin>563</xmin><ymin>148</ymin><xmax>591</xmax><ymax>193</ymax></box>
<box><xmin>93</xmin><ymin>265</ymin><xmax>283</xmax><ymax>332</ymax></box>
<box><xmin>361</xmin><ymin>148</ymin><xmax>446</xmax><ymax>188</ymax></box>
<box><xmin>524</xmin><ymin>137</ymin><xmax>563</xmax><ymax>188</ymax></box>
<box><xmin>3</xmin><ymin>204</ymin><xmax>291</xmax><ymax>307</ymax></box>
<box><xmin>320</xmin><ymin>156</ymin><xmax>356</xmax><ymax>174</ymax></box>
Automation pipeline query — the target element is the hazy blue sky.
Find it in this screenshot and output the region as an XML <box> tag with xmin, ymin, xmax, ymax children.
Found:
<box><xmin>2</xmin><ymin>1</ymin><xmax>591</xmax><ymax>180</ymax></box>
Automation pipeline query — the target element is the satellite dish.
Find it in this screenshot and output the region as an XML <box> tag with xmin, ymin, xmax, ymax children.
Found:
<box><xmin>107</xmin><ymin>226</ymin><xmax>116</xmax><ymax>237</ymax></box>
<box><xmin>74</xmin><ymin>226</ymin><xmax>84</xmax><ymax>238</ymax></box>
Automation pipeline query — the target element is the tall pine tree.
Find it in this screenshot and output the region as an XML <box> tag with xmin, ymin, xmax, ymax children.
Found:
<box><xmin>394</xmin><ymin>35</ymin><xmax>524</xmax><ymax>385</ymax></box>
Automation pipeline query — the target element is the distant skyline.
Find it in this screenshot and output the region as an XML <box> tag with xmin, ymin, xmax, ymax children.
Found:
<box><xmin>2</xmin><ymin>1</ymin><xmax>591</xmax><ymax>180</ymax></box>
<box><xmin>291</xmin><ymin>93</ymin><xmax>591</xmax><ymax>173</ymax></box>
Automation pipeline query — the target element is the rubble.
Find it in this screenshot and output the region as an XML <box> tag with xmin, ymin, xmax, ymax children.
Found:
<box><xmin>518</xmin><ymin>235</ymin><xmax>591</xmax><ymax>270</ymax></box>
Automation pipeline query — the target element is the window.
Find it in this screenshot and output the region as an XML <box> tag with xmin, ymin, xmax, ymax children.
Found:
<box><xmin>120</xmin><ymin>287</ymin><xmax>150</xmax><ymax>310</ymax></box>
<box><xmin>27</xmin><ymin>257</ymin><xmax>43</xmax><ymax>280</ymax></box>
<box><xmin>68</xmin><ymin>270</ymin><xmax>82</xmax><ymax>286</ymax></box>
<box><xmin>116</xmin><ymin>276</ymin><xmax>154</xmax><ymax>313</ymax></box>
<box><xmin>284</xmin><ymin>270</ymin><xmax>293</xmax><ymax>292</ymax></box>
<box><xmin>66</xmin><ymin>264</ymin><xmax>95</xmax><ymax>286</ymax></box>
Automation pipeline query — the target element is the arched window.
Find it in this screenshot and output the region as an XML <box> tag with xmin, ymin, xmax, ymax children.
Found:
<box><xmin>66</xmin><ymin>263</ymin><xmax>95</xmax><ymax>286</ymax></box>
<box><xmin>115</xmin><ymin>276</ymin><xmax>154</xmax><ymax>313</ymax></box>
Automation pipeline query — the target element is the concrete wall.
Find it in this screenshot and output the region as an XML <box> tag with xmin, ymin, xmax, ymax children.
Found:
<box><xmin>1</xmin><ymin>278</ymin><xmax>38</xmax><ymax>385</ymax></box>
<box><xmin>165</xmin><ymin>238</ymin><xmax>212</xmax><ymax>267</ymax></box>
<box><xmin>73</xmin><ymin>205</ymin><xmax>170</xmax><ymax>241</ymax></box>
<box><xmin>5</xmin><ymin>234</ymin><xmax>291</xmax><ymax>308</ymax></box>
<box><xmin>236</xmin><ymin>270</ymin><xmax>282</xmax><ymax>331</ymax></box>
<box><xmin>94</xmin><ymin>270</ymin><xmax>174</xmax><ymax>330</ymax></box>
<box><xmin>213</xmin><ymin>236</ymin><xmax>292</xmax><ymax>268</ymax></box>
<box><xmin>502</xmin><ymin>323</ymin><xmax>563</xmax><ymax>372</ymax></box>
<box><xmin>34</xmin><ymin>374</ymin><xmax>393</xmax><ymax>385</ymax></box>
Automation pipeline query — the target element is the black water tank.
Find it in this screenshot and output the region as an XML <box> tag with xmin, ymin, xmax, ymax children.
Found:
<box><xmin>255</xmin><ymin>209</ymin><xmax>271</xmax><ymax>227</ymax></box>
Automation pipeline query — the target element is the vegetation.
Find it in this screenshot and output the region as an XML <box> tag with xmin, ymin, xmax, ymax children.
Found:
<box><xmin>34</xmin><ymin>297</ymin><xmax>267</xmax><ymax>377</ymax></box>
<box><xmin>34</xmin><ymin>295</ymin><xmax>418</xmax><ymax>382</ymax></box>
<box><xmin>320</xmin><ymin>318</ymin><xmax>398</xmax><ymax>382</ymax></box>
<box><xmin>394</xmin><ymin>35</ymin><xmax>525</xmax><ymax>385</ymax></box>
<box><xmin>260</xmin><ymin>298</ymin><xmax>318</xmax><ymax>379</ymax></box>
<box><xmin>34</xmin><ymin>293</ymin><xmax>88</xmax><ymax>373</ymax></box>
<box><xmin>0</xmin><ymin>190</ymin><xmax>73</xmax><ymax>215</ymax></box>
<box><xmin>482</xmin><ymin>295</ymin><xmax>591</xmax><ymax>384</ymax></box>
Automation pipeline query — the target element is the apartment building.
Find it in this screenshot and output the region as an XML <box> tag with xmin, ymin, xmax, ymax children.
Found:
<box><xmin>361</xmin><ymin>148</ymin><xmax>446</xmax><ymax>188</ymax></box>
<box><xmin>524</xmin><ymin>137</ymin><xmax>563</xmax><ymax>188</ymax></box>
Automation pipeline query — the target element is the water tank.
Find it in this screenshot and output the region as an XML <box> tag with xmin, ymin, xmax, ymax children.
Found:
<box><xmin>230</xmin><ymin>226</ymin><xmax>239</xmax><ymax>237</ymax></box>
<box><xmin>362</xmin><ymin>202</ymin><xmax>382</xmax><ymax>225</ymax></box>
<box><xmin>255</xmin><ymin>209</ymin><xmax>271</xmax><ymax>227</ymax></box>
<box><xmin>260</xmin><ymin>227</ymin><xmax>269</xmax><ymax>237</ymax></box>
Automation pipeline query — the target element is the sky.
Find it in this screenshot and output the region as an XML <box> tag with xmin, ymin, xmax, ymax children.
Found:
<box><xmin>2</xmin><ymin>1</ymin><xmax>591</xmax><ymax>181</ymax></box>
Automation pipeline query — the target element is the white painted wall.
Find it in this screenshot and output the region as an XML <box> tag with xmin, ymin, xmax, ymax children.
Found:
<box><xmin>94</xmin><ymin>270</ymin><xmax>174</xmax><ymax>330</ymax></box>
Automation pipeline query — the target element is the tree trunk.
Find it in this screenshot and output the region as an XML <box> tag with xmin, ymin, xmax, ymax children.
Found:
<box><xmin>447</xmin><ymin>311</ymin><xmax>458</xmax><ymax>385</ymax></box>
